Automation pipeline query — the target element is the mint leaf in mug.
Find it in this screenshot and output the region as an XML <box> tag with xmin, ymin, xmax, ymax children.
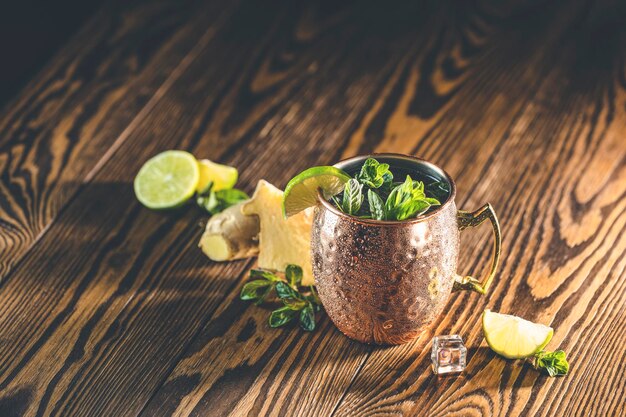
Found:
<box><xmin>342</xmin><ymin>178</ymin><xmax>364</xmax><ymax>215</ymax></box>
<box><xmin>425</xmin><ymin>180</ymin><xmax>450</xmax><ymax>202</ymax></box>
<box><xmin>368</xmin><ymin>189</ymin><xmax>386</xmax><ymax>220</ymax></box>
<box><xmin>356</xmin><ymin>157</ymin><xmax>393</xmax><ymax>189</ymax></box>
<box><xmin>385</xmin><ymin>175</ymin><xmax>441</xmax><ymax>220</ymax></box>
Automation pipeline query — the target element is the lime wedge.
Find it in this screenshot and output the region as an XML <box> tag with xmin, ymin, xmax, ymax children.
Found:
<box><xmin>197</xmin><ymin>159</ymin><xmax>238</xmax><ymax>193</ymax></box>
<box><xmin>282</xmin><ymin>166</ymin><xmax>351</xmax><ymax>217</ymax></box>
<box><xmin>482</xmin><ymin>309</ymin><xmax>553</xmax><ymax>359</ymax></box>
<box><xmin>134</xmin><ymin>150</ymin><xmax>200</xmax><ymax>209</ymax></box>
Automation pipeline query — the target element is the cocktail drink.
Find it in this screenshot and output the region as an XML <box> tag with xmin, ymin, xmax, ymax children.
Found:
<box><xmin>309</xmin><ymin>154</ymin><xmax>501</xmax><ymax>344</ymax></box>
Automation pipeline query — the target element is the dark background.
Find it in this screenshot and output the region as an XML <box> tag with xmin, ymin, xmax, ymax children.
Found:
<box><xmin>0</xmin><ymin>0</ymin><xmax>104</xmax><ymax>107</ymax></box>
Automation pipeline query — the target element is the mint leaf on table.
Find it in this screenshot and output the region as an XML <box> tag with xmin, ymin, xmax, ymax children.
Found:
<box><xmin>275</xmin><ymin>281</ymin><xmax>299</xmax><ymax>300</ymax></box>
<box><xmin>197</xmin><ymin>185</ymin><xmax>248</xmax><ymax>215</ymax></box>
<box><xmin>285</xmin><ymin>264</ymin><xmax>302</xmax><ymax>287</ymax></box>
<box><xmin>269</xmin><ymin>306</ymin><xmax>298</xmax><ymax>327</ymax></box>
<box><xmin>299</xmin><ymin>303</ymin><xmax>316</xmax><ymax>331</ymax></box>
<box><xmin>240</xmin><ymin>265</ymin><xmax>322</xmax><ymax>331</ymax></box>
<box><xmin>534</xmin><ymin>350</ymin><xmax>569</xmax><ymax>377</ymax></box>
<box><xmin>240</xmin><ymin>280</ymin><xmax>274</xmax><ymax>304</ymax></box>
<box><xmin>342</xmin><ymin>178</ymin><xmax>364</xmax><ymax>215</ymax></box>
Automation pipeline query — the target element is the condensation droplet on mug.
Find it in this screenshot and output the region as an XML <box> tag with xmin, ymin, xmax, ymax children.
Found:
<box><xmin>389</xmin><ymin>270</ymin><xmax>402</xmax><ymax>283</ymax></box>
<box><xmin>428</xmin><ymin>267</ymin><xmax>440</xmax><ymax>299</ymax></box>
<box><xmin>391</xmin><ymin>251</ymin><xmax>405</xmax><ymax>265</ymax></box>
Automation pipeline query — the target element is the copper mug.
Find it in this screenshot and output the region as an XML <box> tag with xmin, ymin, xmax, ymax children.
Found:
<box><xmin>311</xmin><ymin>154</ymin><xmax>501</xmax><ymax>345</ymax></box>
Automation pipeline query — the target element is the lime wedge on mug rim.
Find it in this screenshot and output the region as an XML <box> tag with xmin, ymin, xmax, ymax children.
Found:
<box><xmin>482</xmin><ymin>309</ymin><xmax>553</xmax><ymax>359</ymax></box>
<box><xmin>134</xmin><ymin>150</ymin><xmax>200</xmax><ymax>209</ymax></box>
<box><xmin>282</xmin><ymin>166</ymin><xmax>351</xmax><ymax>217</ymax></box>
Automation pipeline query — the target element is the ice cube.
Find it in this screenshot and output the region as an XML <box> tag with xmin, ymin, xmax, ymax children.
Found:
<box><xmin>431</xmin><ymin>334</ymin><xmax>467</xmax><ymax>375</ymax></box>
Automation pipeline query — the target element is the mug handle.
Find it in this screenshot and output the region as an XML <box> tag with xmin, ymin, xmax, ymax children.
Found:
<box><xmin>453</xmin><ymin>203</ymin><xmax>501</xmax><ymax>295</ymax></box>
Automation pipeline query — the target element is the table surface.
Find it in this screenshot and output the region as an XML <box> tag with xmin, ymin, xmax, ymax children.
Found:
<box><xmin>1</xmin><ymin>0</ymin><xmax>625</xmax><ymax>416</ymax></box>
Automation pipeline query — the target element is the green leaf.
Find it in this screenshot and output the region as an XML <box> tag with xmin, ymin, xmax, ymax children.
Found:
<box><xmin>197</xmin><ymin>188</ymin><xmax>249</xmax><ymax>215</ymax></box>
<box><xmin>384</xmin><ymin>175</ymin><xmax>441</xmax><ymax>220</ymax></box>
<box><xmin>367</xmin><ymin>189</ymin><xmax>386</xmax><ymax>220</ymax></box>
<box><xmin>425</xmin><ymin>180</ymin><xmax>450</xmax><ymax>202</ymax></box>
<box><xmin>197</xmin><ymin>181</ymin><xmax>214</xmax><ymax>197</ymax></box>
<box><xmin>380</xmin><ymin>171</ymin><xmax>394</xmax><ymax>193</ymax></box>
<box><xmin>196</xmin><ymin>192</ymin><xmax>220</xmax><ymax>214</ymax></box>
<box><xmin>356</xmin><ymin>158</ymin><xmax>393</xmax><ymax>189</ymax></box>
<box><xmin>215</xmin><ymin>188</ymin><xmax>249</xmax><ymax>204</ymax></box>
<box><xmin>342</xmin><ymin>178</ymin><xmax>364</xmax><ymax>215</ymax></box>
<box><xmin>307</xmin><ymin>285</ymin><xmax>322</xmax><ymax>306</ymax></box>
<box><xmin>275</xmin><ymin>281</ymin><xmax>299</xmax><ymax>300</ymax></box>
<box><xmin>534</xmin><ymin>350</ymin><xmax>569</xmax><ymax>377</ymax></box>
<box><xmin>254</xmin><ymin>285</ymin><xmax>274</xmax><ymax>305</ymax></box>
<box><xmin>395</xmin><ymin>199</ymin><xmax>431</xmax><ymax>220</ymax></box>
<box><xmin>249</xmin><ymin>269</ymin><xmax>280</xmax><ymax>282</ymax></box>
<box><xmin>284</xmin><ymin>298</ymin><xmax>307</xmax><ymax>310</ymax></box>
<box><xmin>425</xmin><ymin>197</ymin><xmax>441</xmax><ymax>206</ymax></box>
<box><xmin>385</xmin><ymin>175</ymin><xmax>414</xmax><ymax>217</ymax></box>
<box><xmin>269</xmin><ymin>306</ymin><xmax>298</xmax><ymax>327</ymax></box>
<box><xmin>299</xmin><ymin>303</ymin><xmax>316</xmax><ymax>331</ymax></box>
<box><xmin>331</xmin><ymin>196</ymin><xmax>344</xmax><ymax>212</ymax></box>
<box><xmin>286</xmin><ymin>264</ymin><xmax>303</xmax><ymax>287</ymax></box>
<box><xmin>240</xmin><ymin>280</ymin><xmax>272</xmax><ymax>301</ymax></box>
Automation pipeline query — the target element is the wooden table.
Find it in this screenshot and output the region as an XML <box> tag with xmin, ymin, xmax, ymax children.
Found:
<box><xmin>1</xmin><ymin>0</ymin><xmax>625</xmax><ymax>416</ymax></box>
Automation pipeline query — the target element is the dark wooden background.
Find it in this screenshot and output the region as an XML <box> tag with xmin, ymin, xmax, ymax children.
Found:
<box><xmin>0</xmin><ymin>0</ymin><xmax>625</xmax><ymax>416</ymax></box>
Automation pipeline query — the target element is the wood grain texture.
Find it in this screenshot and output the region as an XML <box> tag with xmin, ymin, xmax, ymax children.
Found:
<box><xmin>0</xmin><ymin>0</ymin><xmax>625</xmax><ymax>416</ymax></box>
<box><xmin>0</xmin><ymin>0</ymin><xmax>235</xmax><ymax>280</ymax></box>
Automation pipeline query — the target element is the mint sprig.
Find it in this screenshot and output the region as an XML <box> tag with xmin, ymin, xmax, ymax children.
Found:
<box><xmin>240</xmin><ymin>265</ymin><xmax>322</xmax><ymax>331</ymax></box>
<box><xmin>534</xmin><ymin>350</ymin><xmax>569</xmax><ymax>377</ymax></box>
<box><xmin>196</xmin><ymin>181</ymin><xmax>249</xmax><ymax>214</ymax></box>
<box><xmin>330</xmin><ymin>158</ymin><xmax>442</xmax><ymax>221</ymax></box>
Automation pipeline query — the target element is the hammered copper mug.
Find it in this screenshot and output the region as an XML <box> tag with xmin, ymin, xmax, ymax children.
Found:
<box><xmin>311</xmin><ymin>154</ymin><xmax>501</xmax><ymax>345</ymax></box>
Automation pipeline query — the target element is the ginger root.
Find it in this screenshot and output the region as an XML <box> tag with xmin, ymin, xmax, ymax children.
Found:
<box><xmin>242</xmin><ymin>180</ymin><xmax>315</xmax><ymax>285</ymax></box>
<box><xmin>199</xmin><ymin>202</ymin><xmax>259</xmax><ymax>261</ymax></box>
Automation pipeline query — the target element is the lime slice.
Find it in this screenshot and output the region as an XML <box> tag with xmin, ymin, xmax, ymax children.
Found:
<box><xmin>134</xmin><ymin>150</ymin><xmax>200</xmax><ymax>209</ymax></box>
<box><xmin>282</xmin><ymin>166</ymin><xmax>351</xmax><ymax>217</ymax></box>
<box><xmin>197</xmin><ymin>159</ymin><xmax>238</xmax><ymax>193</ymax></box>
<box><xmin>482</xmin><ymin>309</ymin><xmax>553</xmax><ymax>359</ymax></box>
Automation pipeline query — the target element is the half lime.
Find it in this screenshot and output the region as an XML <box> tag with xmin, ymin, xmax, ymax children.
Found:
<box><xmin>134</xmin><ymin>150</ymin><xmax>200</xmax><ymax>209</ymax></box>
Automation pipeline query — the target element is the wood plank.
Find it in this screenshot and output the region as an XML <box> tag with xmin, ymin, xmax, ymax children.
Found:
<box><xmin>1</xmin><ymin>1</ymin><xmax>624</xmax><ymax>417</ymax></box>
<box><xmin>333</xmin><ymin>1</ymin><xmax>626</xmax><ymax>416</ymax></box>
<box><xmin>137</xmin><ymin>1</ymin><xmax>625</xmax><ymax>416</ymax></box>
<box><xmin>0</xmin><ymin>0</ymin><xmax>389</xmax><ymax>415</ymax></box>
<box><xmin>0</xmin><ymin>0</ymin><xmax>235</xmax><ymax>280</ymax></box>
<box><xmin>0</xmin><ymin>0</ymin><xmax>105</xmax><ymax>104</ymax></box>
